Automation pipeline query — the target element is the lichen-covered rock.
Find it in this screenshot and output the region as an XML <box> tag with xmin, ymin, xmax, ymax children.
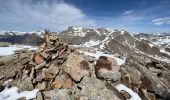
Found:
<box><xmin>78</xmin><ymin>76</ymin><xmax>121</xmax><ymax>100</ymax></box>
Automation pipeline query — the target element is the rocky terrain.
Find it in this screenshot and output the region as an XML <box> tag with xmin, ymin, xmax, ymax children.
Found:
<box><xmin>0</xmin><ymin>29</ymin><xmax>170</xmax><ymax>100</ymax></box>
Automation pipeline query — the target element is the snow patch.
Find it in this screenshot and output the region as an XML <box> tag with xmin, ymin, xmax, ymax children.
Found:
<box><xmin>78</xmin><ymin>50</ymin><xmax>125</xmax><ymax>65</ymax></box>
<box><xmin>115</xmin><ymin>84</ymin><xmax>141</xmax><ymax>100</ymax></box>
<box><xmin>121</xmin><ymin>31</ymin><xmax>125</xmax><ymax>34</ymax></box>
<box><xmin>149</xmin><ymin>43</ymin><xmax>154</xmax><ymax>48</ymax></box>
<box><xmin>3</xmin><ymin>79</ymin><xmax>13</xmax><ymax>86</ymax></box>
<box><xmin>71</xmin><ymin>27</ymin><xmax>86</xmax><ymax>37</ymax></box>
<box><xmin>0</xmin><ymin>87</ymin><xmax>39</xmax><ymax>100</ymax></box>
<box><xmin>160</xmin><ymin>49</ymin><xmax>170</xmax><ymax>56</ymax></box>
<box><xmin>82</xmin><ymin>40</ymin><xmax>101</xmax><ymax>47</ymax></box>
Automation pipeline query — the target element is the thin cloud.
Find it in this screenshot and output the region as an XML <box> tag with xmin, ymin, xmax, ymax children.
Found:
<box><xmin>152</xmin><ymin>17</ymin><xmax>170</xmax><ymax>25</ymax></box>
<box><xmin>123</xmin><ymin>10</ymin><xmax>135</xmax><ymax>15</ymax></box>
<box><xmin>0</xmin><ymin>0</ymin><xmax>96</xmax><ymax>31</ymax></box>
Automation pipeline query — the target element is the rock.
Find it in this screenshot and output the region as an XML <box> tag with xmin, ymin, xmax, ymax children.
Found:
<box><xmin>0</xmin><ymin>81</ymin><xmax>4</xmax><ymax>92</ymax></box>
<box><xmin>63</xmin><ymin>79</ymin><xmax>73</xmax><ymax>89</ymax></box>
<box><xmin>129</xmin><ymin>62</ymin><xmax>170</xmax><ymax>99</ymax></box>
<box><xmin>52</xmin><ymin>52</ymin><xmax>59</xmax><ymax>60</ymax></box>
<box><xmin>25</xmin><ymin>64</ymin><xmax>35</xmax><ymax>71</ymax></box>
<box><xmin>122</xmin><ymin>67</ymin><xmax>141</xmax><ymax>88</ymax></box>
<box><xmin>42</xmin><ymin>71</ymin><xmax>54</xmax><ymax>81</ymax></box>
<box><xmin>37</xmin><ymin>82</ymin><xmax>46</xmax><ymax>90</ymax></box>
<box><xmin>47</xmin><ymin>60</ymin><xmax>60</xmax><ymax>75</ymax></box>
<box><xmin>35</xmin><ymin>73</ymin><xmax>43</xmax><ymax>82</ymax></box>
<box><xmin>35</xmin><ymin>61</ymin><xmax>46</xmax><ymax>70</ymax></box>
<box><xmin>120</xmin><ymin>90</ymin><xmax>131</xmax><ymax>99</ymax></box>
<box><xmin>95</xmin><ymin>56</ymin><xmax>121</xmax><ymax>81</ymax></box>
<box><xmin>40</xmin><ymin>52</ymin><xmax>48</xmax><ymax>59</ymax></box>
<box><xmin>51</xmin><ymin>89</ymin><xmax>72</xmax><ymax>100</ymax></box>
<box><xmin>34</xmin><ymin>54</ymin><xmax>44</xmax><ymax>65</ymax></box>
<box><xmin>155</xmin><ymin>63</ymin><xmax>164</xmax><ymax>69</ymax></box>
<box><xmin>140</xmin><ymin>76</ymin><xmax>153</xmax><ymax>91</ymax></box>
<box><xmin>0</xmin><ymin>76</ymin><xmax>4</xmax><ymax>80</ymax></box>
<box><xmin>121</xmin><ymin>75</ymin><xmax>131</xmax><ymax>88</ymax></box>
<box><xmin>18</xmin><ymin>97</ymin><xmax>26</xmax><ymax>100</ymax></box>
<box><xmin>34</xmin><ymin>92</ymin><xmax>44</xmax><ymax>100</ymax></box>
<box><xmin>51</xmin><ymin>80</ymin><xmax>63</xmax><ymax>89</ymax></box>
<box><xmin>18</xmin><ymin>76</ymin><xmax>34</xmax><ymax>91</ymax></box>
<box><xmin>86</xmin><ymin>56</ymin><xmax>95</xmax><ymax>63</ymax></box>
<box><xmin>62</xmin><ymin>53</ymin><xmax>90</xmax><ymax>82</ymax></box>
<box><xmin>139</xmin><ymin>88</ymin><xmax>156</xmax><ymax>100</ymax></box>
<box><xmin>78</xmin><ymin>76</ymin><xmax>121</xmax><ymax>100</ymax></box>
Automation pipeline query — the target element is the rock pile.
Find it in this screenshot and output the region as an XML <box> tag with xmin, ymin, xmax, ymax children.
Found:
<box><xmin>0</xmin><ymin>30</ymin><xmax>170</xmax><ymax>100</ymax></box>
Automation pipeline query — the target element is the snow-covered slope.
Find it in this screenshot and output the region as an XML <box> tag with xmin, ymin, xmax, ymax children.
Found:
<box><xmin>58</xmin><ymin>26</ymin><xmax>170</xmax><ymax>63</ymax></box>
<box><xmin>134</xmin><ymin>33</ymin><xmax>170</xmax><ymax>46</ymax></box>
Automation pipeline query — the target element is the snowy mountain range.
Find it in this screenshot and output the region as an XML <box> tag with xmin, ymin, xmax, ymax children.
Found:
<box><xmin>0</xmin><ymin>26</ymin><xmax>170</xmax><ymax>62</ymax></box>
<box><xmin>58</xmin><ymin>26</ymin><xmax>170</xmax><ymax>63</ymax></box>
<box><xmin>0</xmin><ymin>31</ymin><xmax>43</xmax><ymax>45</ymax></box>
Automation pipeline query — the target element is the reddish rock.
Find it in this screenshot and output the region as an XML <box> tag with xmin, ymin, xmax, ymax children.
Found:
<box><xmin>42</xmin><ymin>71</ymin><xmax>54</xmax><ymax>81</ymax></box>
<box><xmin>51</xmin><ymin>80</ymin><xmax>63</xmax><ymax>89</ymax></box>
<box><xmin>63</xmin><ymin>79</ymin><xmax>73</xmax><ymax>89</ymax></box>
<box><xmin>62</xmin><ymin>53</ymin><xmax>90</xmax><ymax>82</ymax></box>
<box><xmin>34</xmin><ymin>54</ymin><xmax>44</xmax><ymax>65</ymax></box>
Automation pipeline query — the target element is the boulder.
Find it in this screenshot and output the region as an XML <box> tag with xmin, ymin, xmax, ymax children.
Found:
<box><xmin>62</xmin><ymin>53</ymin><xmax>90</xmax><ymax>82</ymax></box>
<box><xmin>78</xmin><ymin>76</ymin><xmax>121</xmax><ymax>100</ymax></box>
<box><xmin>95</xmin><ymin>56</ymin><xmax>121</xmax><ymax>81</ymax></box>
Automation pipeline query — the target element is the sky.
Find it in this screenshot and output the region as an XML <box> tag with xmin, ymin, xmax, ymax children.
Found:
<box><xmin>0</xmin><ymin>0</ymin><xmax>170</xmax><ymax>32</ymax></box>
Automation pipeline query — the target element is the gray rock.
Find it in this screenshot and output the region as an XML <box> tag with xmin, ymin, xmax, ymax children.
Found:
<box><xmin>36</xmin><ymin>82</ymin><xmax>46</xmax><ymax>90</ymax></box>
<box><xmin>78</xmin><ymin>76</ymin><xmax>121</xmax><ymax>100</ymax></box>
<box><xmin>18</xmin><ymin>76</ymin><xmax>34</xmax><ymax>91</ymax></box>
<box><xmin>33</xmin><ymin>92</ymin><xmax>44</xmax><ymax>100</ymax></box>
<box><xmin>51</xmin><ymin>89</ymin><xmax>72</xmax><ymax>100</ymax></box>
<box><xmin>0</xmin><ymin>81</ymin><xmax>4</xmax><ymax>92</ymax></box>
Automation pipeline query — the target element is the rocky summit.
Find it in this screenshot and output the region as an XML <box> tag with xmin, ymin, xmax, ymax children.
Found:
<box><xmin>0</xmin><ymin>29</ymin><xmax>170</xmax><ymax>100</ymax></box>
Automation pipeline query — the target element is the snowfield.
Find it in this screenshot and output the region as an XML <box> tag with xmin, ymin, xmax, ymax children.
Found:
<box><xmin>0</xmin><ymin>87</ymin><xmax>39</xmax><ymax>100</ymax></box>
<box><xmin>0</xmin><ymin>45</ymin><xmax>37</xmax><ymax>56</ymax></box>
